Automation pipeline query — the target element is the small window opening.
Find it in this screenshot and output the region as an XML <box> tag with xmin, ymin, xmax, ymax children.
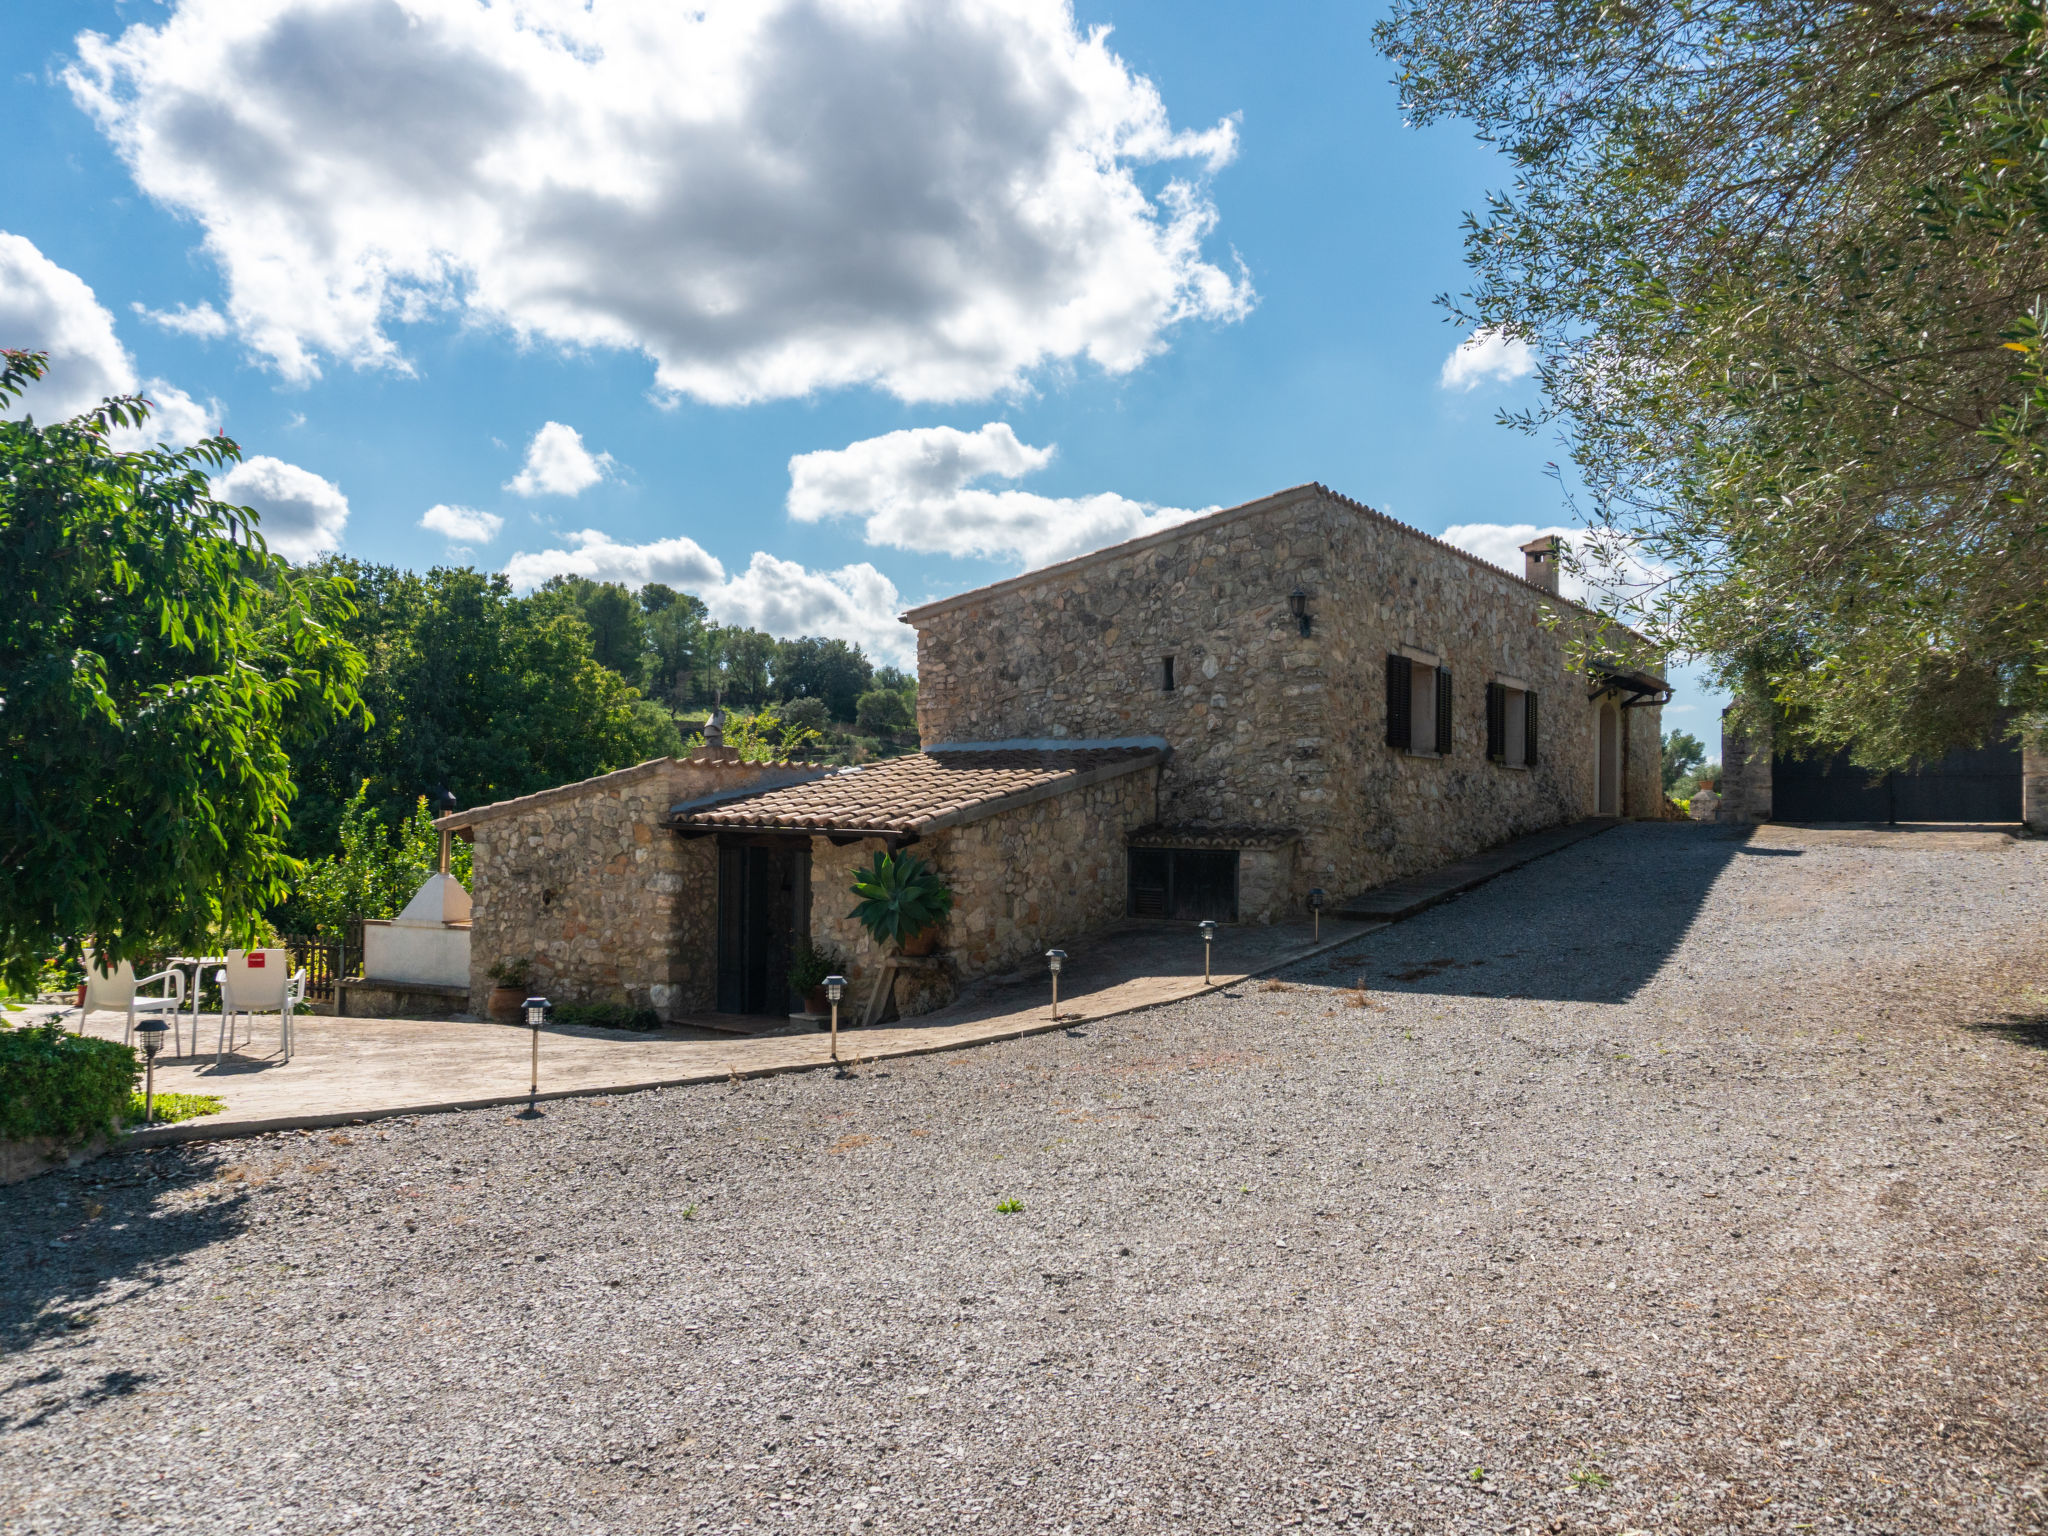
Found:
<box><xmin>1161</xmin><ymin>655</ymin><xmax>1176</xmax><ymax>692</ymax></box>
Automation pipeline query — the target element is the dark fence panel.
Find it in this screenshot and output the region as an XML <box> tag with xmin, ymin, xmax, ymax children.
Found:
<box><xmin>282</xmin><ymin>934</ymin><xmax>358</xmax><ymax>1005</ymax></box>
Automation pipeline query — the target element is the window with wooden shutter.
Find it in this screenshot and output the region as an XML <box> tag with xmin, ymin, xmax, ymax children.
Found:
<box><xmin>1435</xmin><ymin>667</ymin><xmax>1453</xmax><ymax>754</ymax></box>
<box><xmin>1524</xmin><ymin>692</ymin><xmax>1539</xmax><ymax>766</ymax></box>
<box><xmin>1385</xmin><ymin>654</ymin><xmax>1410</xmax><ymax>750</ymax></box>
<box><xmin>1485</xmin><ymin>681</ymin><xmax>1505</xmax><ymax>761</ymax></box>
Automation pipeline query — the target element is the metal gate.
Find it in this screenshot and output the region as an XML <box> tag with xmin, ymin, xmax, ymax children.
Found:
<box><xmin>1772</xmin><ymin>734</ymin><xmax>2023</xmax><ymax>823</ymax></box>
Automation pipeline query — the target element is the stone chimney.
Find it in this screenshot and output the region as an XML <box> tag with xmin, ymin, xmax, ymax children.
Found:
<box><xmin>690</xmin><ymin>702</ymin><xmax>742</xmax><ymax>764</ymax></box>
<box><xmin>1519</xmin><ymin>534</ymin><xmax>1560</xmax><ymax>594</ymax></box>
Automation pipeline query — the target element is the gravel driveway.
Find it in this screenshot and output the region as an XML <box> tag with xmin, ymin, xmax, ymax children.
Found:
<box><xmin>5</xmin><ymin>821</ymin><xmax>2046</xmax><ymax>1535</ymax></box>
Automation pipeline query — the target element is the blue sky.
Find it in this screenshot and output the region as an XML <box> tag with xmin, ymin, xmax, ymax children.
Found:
<box><xmin>1</xmin><ymin>0</ymin><xmax>1721</xmax><ymax>732</ymax></box>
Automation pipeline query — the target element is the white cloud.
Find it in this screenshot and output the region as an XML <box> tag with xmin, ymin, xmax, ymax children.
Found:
<box><xmin>706</xmin><ymin>552</ymin><xmax>913</xmax><ymax>666</ymax></box>
<box><xmin>787</xmin><ymin>421</ymin><xmax>1206</xmax><ymax>567</ymax></box>
<box><xmin>502</xmin><ymin>532</ymin><xmax>913</xmax><ymax>664</ymax></box>
<box><xmin>1440</xmin><ymin>521</ymin><xmax>1669</xmax><ymax>608</ymax></box>
<box><xmin>1440</xmin><ymin>327</ymin><xmax>1536</xmax><ymax>392</ymax></box>
<box><xmin>419</xmin><ymin>503</ymin><xmax>504</xmax><ymax>544</ymax></box>
<box><xmin>0</xmin><ymin>232</ymin><xmax>223</xmax><ymax>449</ymax></box>
<box><xmin>0</xmin><ymin>229</ymin><xmax>136</xmax><ymax>419</ymax></box>
<box><xmin>132</xmin><ymin>299</ymin><xmax>231</xmax><ymax>339</ymax></box>
<box><xmin>68</xmin><ymin>0</ymin><xmax>1251</xmax><ymax>403</ymax></box>
<box><xmin>212</xmin><ymin>454</ymin><xmax>349</xmax><ymax>561</ymax></box>
<box><xmin>503</xmin><ymin>528</ymin><xmax>724</xmax><ymax>590</ymax></box>
<box><xmin>506</xmin><ymin>420</ymin><xmax>611</xmax><ymax>498</ymax></box>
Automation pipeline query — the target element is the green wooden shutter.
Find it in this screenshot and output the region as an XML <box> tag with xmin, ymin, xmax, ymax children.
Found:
<box><xmin>1485</xmin><ymin>681</ymin><xmax>1504</xmax><ymax>761</ymax></box>
<box><xmin>1435</xmin><ymin>667</ymin><xmax>1453</xmax><ymax>754</ymax></box>
<box><xmin>1525</xmin><ymin>692</ymin><xmax>1539</xmax><ymax>766</ymax></box>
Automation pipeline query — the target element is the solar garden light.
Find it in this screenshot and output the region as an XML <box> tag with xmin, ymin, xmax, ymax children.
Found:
<box><xmin>1199</xmin><ymin>919</ymin><xmax>1218</xmax><ymax>984</ymax></box>
<box><xmin>522</xmin><ymin>997</ymin><xmax>549</xmax><ymax>1114</ymax></box>
<box><xmin>1308</xmin><ymin>887</ymin><xmax>1326</xmax><ymax>940</ymax></box>
<box><xmin>1045</xmin><ymin>949</ymin><xmax>1066</xmax><ymax>1021</ymax></box>
<box><xmin>135</xmin><ymin>1018</ymin><xmax>168</xmax><ymax>1126</ymax></box>
<box><xmin>824</xmin><ymin>975</ymin><xmax>847</xmax><ymax>1063</ymax></box>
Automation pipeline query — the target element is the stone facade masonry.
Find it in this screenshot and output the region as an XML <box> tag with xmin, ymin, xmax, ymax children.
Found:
<box><xmin>805</xmin><ymin>764</ymin><xmax>1158</xmax><ymax>1014</ymax></box>
<box><xmin>462</xmin><ymin>757</ymin><xmax>821</xmax><ymax>1020</ymax></box>
<box><xmin>908</xmin><ymin>484</ymin><xmax>1663</xmax><ymax>912</ymax></box>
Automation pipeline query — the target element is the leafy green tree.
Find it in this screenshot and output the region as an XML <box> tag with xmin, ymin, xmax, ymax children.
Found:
<box><xmin>284</xmin><ymin>561</ymin><xmax>678</xmax><ymax>856</ymax></box>
<box><xmin>1661</xmin><ymin>731</ymin><xmax>1706</xmax><ymax>795</ymax></box>
<box><xmin>533</xmin><ymin>575</ymin><xmax>647</xmax><ymax>680</ymax></box>
<box><xmin>774</xmin><ymin>635</ymin><xmax>874</xmax><ymax>721</ymax></box>
<box><xmin>278</xmin><ymin>783</ymin><xmax>473</xmax><ymax>939</ymax></box>
<box><xmin>856</xmin><ymin>686</ymin><xmax>916</xmax><ymax>737</ymax></box>
<box><xmin>0</xmin><ymin>351</ymin><xmax>366</xmax><ymax>987</ymax></box>
<box><xmin>707</xmin><ymin>625</ymin><xmax>777</xmax><ymax>706</ymax></box>
<box><xmin>1378</xmin><ymin>0</ymin><xmax>2048</xmax><ymax>764</ymax></box>
<box><xmin>642</xmin><ymin>587</ymin><xmax>711</xmax><ymax>710</ymax></box>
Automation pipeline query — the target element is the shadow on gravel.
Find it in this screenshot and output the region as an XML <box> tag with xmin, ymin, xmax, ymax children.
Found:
<box><xmin>1963</xmin><ymin>1006</ymin><xmax>2048</xmax><ymax>1052</ymax></box>
<box><xmin>0</xmin><ymin>1144</ymin><xmax>247</xmax><ymax>1389</ymax></box>
<box><xmin>1292</xmin><ymin>823</ymin><xmax>1748</xmax><ymax>1005</ymax></box>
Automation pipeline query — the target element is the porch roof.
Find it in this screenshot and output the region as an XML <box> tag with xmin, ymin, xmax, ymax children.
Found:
<box><xmin>667</xmin><ymin>746</ymin><xmax>1162</xmax><ymax>840</ymax></box>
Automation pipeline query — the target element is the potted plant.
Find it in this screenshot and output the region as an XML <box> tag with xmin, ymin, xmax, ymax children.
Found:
<box><xmin>487</xmin><ymin>957</ymin><xmax>533</xmax><ymax>1023</ymax></box>
<box><xmin>848</xmin><ymin>851</ymin><xmax>953</xmax><ymax>956</ymax></box>
<box><xmin>786</xmin><ymin>936</ymin><xmax>849</xmax><ymax>1018</ymax></box>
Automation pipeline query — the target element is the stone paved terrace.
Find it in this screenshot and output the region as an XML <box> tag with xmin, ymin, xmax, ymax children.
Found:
<box><xmin>65</xmin><ymin>916</ymin><xmax>1383</xmax><ymax>1146</ymax></box>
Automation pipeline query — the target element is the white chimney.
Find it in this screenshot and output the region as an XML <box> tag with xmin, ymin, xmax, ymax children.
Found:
<box><xmin>1519</xmin><ymin>534</ymin><xmax>1560</xmax><ymax>594</ymax></box>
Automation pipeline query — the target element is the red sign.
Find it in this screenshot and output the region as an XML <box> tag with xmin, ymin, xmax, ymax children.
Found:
<box><xmin>248</xmin><ymin>952</ymin><xmax>266</xmax><ymax>968</ymax></box>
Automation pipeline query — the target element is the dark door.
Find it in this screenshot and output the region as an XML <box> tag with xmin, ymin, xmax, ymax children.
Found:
<box><xmin>1773</xmin><ymin>731</ymin><xmax>2023</xmax><ymax>823</ymax></box>
<box><xmin>1127</xmin><ymin>848</ymin><xmax>1239</xmax><ymax>921</ymax></box>
<box><xmin>716</xmin><ymin>842</ymin><xmax>809</xmax><ymax>1015</ymax></box>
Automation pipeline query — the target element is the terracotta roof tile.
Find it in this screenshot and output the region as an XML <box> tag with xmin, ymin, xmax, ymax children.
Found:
<box><xmin>668</xmin><ymin>747</ymin><xmax>1161</xmax><ymax>837</ymax></box>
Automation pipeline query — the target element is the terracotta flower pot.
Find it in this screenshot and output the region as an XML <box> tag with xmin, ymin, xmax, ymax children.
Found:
<box><xmin>488</xmin><ymin>986</ymin><xmax>525</xmax><ymax>1023</ymax></box>
<box><xmin>804</xmin><ymin>985</ymin><xmax>830</xmax><ymax>1018</ymax></box>
<box><xmin>899</xmin><ymin>927</ymin><xmax>940</xmax><ymax>957</ymax></box>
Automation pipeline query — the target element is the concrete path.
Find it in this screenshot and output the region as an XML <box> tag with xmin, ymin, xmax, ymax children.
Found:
<box><xmin>89</xmin><ymin>915</ymin><xmax>1384</xmax><ymax>1146</ymax></box>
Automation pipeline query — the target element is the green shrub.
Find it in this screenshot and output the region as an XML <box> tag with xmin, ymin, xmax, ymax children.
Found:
<box><xmin>551</xmin><ymin>1001</ymin><xmax>662</xmax><ymax>1032</ymax></box>
<box><xmin>848</xmin><ymin>850</ymin><xmax>953</xmax><ymax>949</ymax></box>
<box><xmin>786</xmin><ymin>936</ymin><xmax>848</xmax><ymax>995</ymax></box>
<box><xmin>0</xmin><ymin>1022</ymin><xmax>139</xmax><ymax>1143</ymax></box>
<box><xmin>124</xmin><ymin>1091</ymin><xmax>225</xmax><ymax>1126</ymax></box>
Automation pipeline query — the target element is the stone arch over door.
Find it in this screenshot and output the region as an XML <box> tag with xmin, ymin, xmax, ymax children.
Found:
<box><xmin>1596</xmin><ymin>700</ymin><xmax>1622</xmax><ymax>816</ymax></box>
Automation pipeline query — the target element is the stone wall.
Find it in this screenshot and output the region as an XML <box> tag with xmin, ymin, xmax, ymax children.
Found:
<box><xmin>462</xmin><ymin>757</ymin><xmax>820</xmax><ymax>1019</ymax></box>
<box><xmin>804</xmin><ymin>764</ymin><xmax>1159</xmax><ymax>1012</ymax></box>
<box><xmin>1718</xmin><ymin>705</ymin><xmax>1774</xmax><ymax>823</ymax></box>
<box><xmin>909</xmin><ymin>484</ymin><xmax>1664</xmax><ymax>911</ymax></box>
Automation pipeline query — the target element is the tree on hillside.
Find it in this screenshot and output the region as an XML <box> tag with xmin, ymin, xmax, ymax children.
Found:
<box><xmin>773</xmin><ymin>635</ymin><xmax>874</xmax><ymax>721</ymax></box>
<box><xmin>533</xmin><ymin>575</ymin><xmax>647</xmax><ymax>679</ymax></box>
<box><xmin>285</xmin><ymin>560</ymin><xmax>678</xmax><ymax>857</ymax></box>
<box><xmin>1661</xmin><ymin>731</ymin><xmax>1706</xmax><ymax>795</ymax></box>
<box><xmin>708</xmin><ymin>625</ymin><xmax>777</xmax><ymax>706</ymax></box>
<box><xmin>0</xmin><ymin>350</ymin><xmax>366</xmax><ymax>987</ymax></box>
<box><xmin>1378</xmin><ymin>0</ymin><xmax>2048</xmax><ymax>764</ymax></box>
<box><xmin>641</xmin><ymin>585</ymin><xmax>711</xmax><ymax>714</ymax></box>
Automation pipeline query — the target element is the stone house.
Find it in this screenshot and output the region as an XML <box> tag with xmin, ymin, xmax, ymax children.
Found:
<box><xmin>440</xmin><ymin>482</ymin><xmax>1666</xmax><ymax>1023</ymax></box>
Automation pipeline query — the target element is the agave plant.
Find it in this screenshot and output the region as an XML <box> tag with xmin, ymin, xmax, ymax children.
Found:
<box><xmin>847</xmin><ymin>851</ymin><xmax>953</xmax><ymax>949</ymax></box>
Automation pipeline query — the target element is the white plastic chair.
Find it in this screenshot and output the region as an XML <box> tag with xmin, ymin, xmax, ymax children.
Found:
<box><xmin>68</xmin><ymin>960</ymin><xmax>188</xmax><ymax>1053</ymax></box>
<box><xmin>216</xmin><ymin>949</ymin><xmax>305</xmax><ymax>1066</ymax></box>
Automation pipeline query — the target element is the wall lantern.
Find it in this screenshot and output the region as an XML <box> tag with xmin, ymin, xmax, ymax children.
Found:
<box><xmin>1289</xmin><ymin>586</ymin><xmax>1313</xmax><ymax>637</ymax></box>
<box><xmin>1045</xmin><ymin>949</ymin><xmax>1067</xmax><ymax>1021</ymax></box>
<box><xmin>1307</xmin><ymin>887</ymin><xmax>1326</xmax><ymax>941</ymax></box>
<box><xmin>135</xmin><ymin>1018</ymin><xmax>168</xmax><ymax>1125</ymax></box>
<box><xmin>824</xmin><ymin>974</ymin><xmax>847</xmax><ymax>1063</ymax></box>
<box><xmin>1199</xmin><ymin>919</ymin><xmax>1218</xmax><ymax>984</ymax></box>
<box><xmin>522</xmin><ymin>996</ymin><xmax>549</xmax><ymax>1115</ymax></box>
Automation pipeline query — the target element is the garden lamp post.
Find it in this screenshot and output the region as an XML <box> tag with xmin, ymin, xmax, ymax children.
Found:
<box><xmin>1308</xmin><ymin>887</ymin><xmax>1326</xmax><ymax>940</ymax></box>
<box><xmin>522</xmin><ymin>997</ymin><xmax>548</xmax><ymax>1114</ymax></box>
<box><xmin>1045</xmin><ymin>949</ymin><xmax>1066</xmax><ymax>1021</ymax></box>
<box><xmin>824</xmin><ymin>975</ymin><xmax>846</xmax><ymax>1063</ymax></box>
<box><xmin>1199</xmin><ymin>919</ymin><xmax>1218</xmax><ymax>984</ymax></box>
<box><xmin>135</xmin><ymin>1018</ymin><xmax>167</xmax><ymax>1126</ymax></box>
